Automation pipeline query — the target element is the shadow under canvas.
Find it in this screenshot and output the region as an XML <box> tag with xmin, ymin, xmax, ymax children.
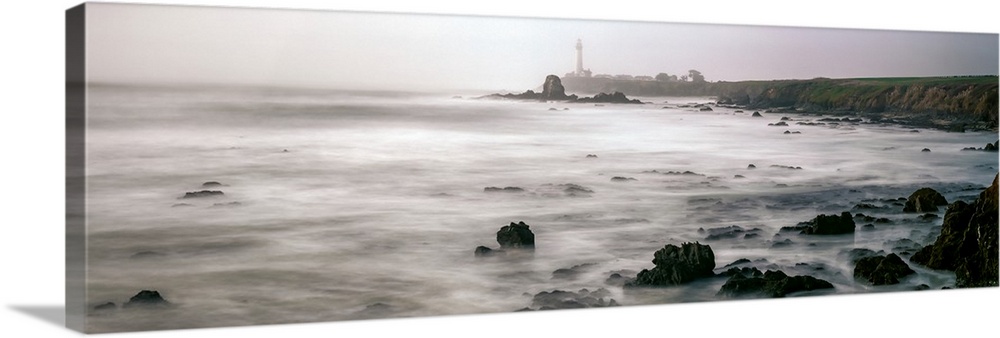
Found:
<box><xmin>9</xmin><ymin>305</ymin><xmax>66</xmax><ymax>328</ymax></box>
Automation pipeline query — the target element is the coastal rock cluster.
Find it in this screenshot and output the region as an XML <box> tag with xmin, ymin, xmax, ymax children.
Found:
<box><xmin>910</xmin><ymin>174</ymin><xmax>998</xmax><ymax>287</ymax></box>
<box><xmin>717</xmin><ymin>268</ymin><xmax>833</xmax><ymax>298</ymax></box>
<box><xmin>482</xmin><ymin>75</ymin><xmax>642</xmax><ymax>104</ymax></box>
<box><xmin>626</xmin><ymin>242</ymin><xmax>715</xmax><ymax>286</ymax></box>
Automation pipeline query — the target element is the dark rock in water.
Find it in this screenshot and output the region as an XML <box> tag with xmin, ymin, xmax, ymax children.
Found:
<box><xmin>902</xmin><ymin>187</ymin><xmax>948</xmax><ymax>212</ymax></box>
<box><xmin>853</xmin><ymin>203</ymin><xmax>881</xmax><ymax>210</ymax></box>
<box><xmin>861</xmin><ymin>223</ymin><xmax>876</xmax><ymax>230</ymax></box>
<box><xmin>780</xmin><ymin>116</ymin><xmax>790</xmax><ymax>121</ymax></box>
<box><xmin>910</xmin><ymin>174</ymin><xmax>998</xmax><ymax>287</ymax></box>
<box><xmin>661</xmin><ymin>170</ymin><xmax>704</xmax><ymax>176</ymax></box>
<box><xmin>734</xmin><ymin>175</ymin><xmax>745</xmax><ymax>179</ymax></box>
<box><xmin>703</xmin><ymin>225</ymin><xmax>761</xmax><ymax>241</ymax></box>
<box><xmin>93</xmin><ymin>302</ymin><xmax>116</xmax><ymax>311</ymax></box>
<box><xmin>123</xmin><ymin>290</ymin><xmax>169</xmax><ymax>308</ymax></box>
<box><xmin>721</xmin><ymin>266</ymin><xmax>764</xmax><ymax>278</ymax></box>
<box><xmin>844</xmin><ymin>248</ymin><xmax>887</xmax><ymax>263</ymax></box>
<box><xmin>770</xmin><ymin>238</ymin><xmax>794</xmax><ymax>248</ymax></box>
<box><xmin>854</xmin><ymin>253</ymin><xmax>915</xmax><ymax>285</ymax></box>
<box><xmin>751</xmin><ymin>112</ymin><xmax>763</xmax><ymax>117</ymax></box>
<box><xmin>921</xmin><ymin>148</ymin><xmax>931</xmax><ymax>152</ymax></box>
<box><xmin>717</xmin><ymin>269</ymin><xmax>833</xmax><ymax>298</ymax></box>
<box><xmin>605</xmin><ymin>273</ymin><xmax>633</xmax><ymax>286</ymax></box>
<box><xmin>610</xmin><ymin>176</ymin><xmax>637</xmax><ymax>182</ymax></box>
<box><xmin>474</xmin><ymin>246</ymin><xmax>504</xmax><ymax>257</ymax></box>
<box><xmin>529</xmin><ymin>288</ymin><xmax>619</xmax><ymax>310</ymax></box>
<box><xmin>201</xmin><ymin>181</ymin><xmax>223</xmax><ymax>187</ymax></box>
<box><xmin>212</xmin><ymin>201</ymin><xmax>242</xmax><ymax>208</ymax></box>
<box><xmin>770</xmin><ymin>165</ymin><xmax>802</xmax><ymax>170</ymax></box>
<box><xmin>783</xmin><ymin>130</ymin><xmax>791</xmax><ymax>134</ymax></box>
<box><xmin>985</xmin><ymin>141</ymin><xmax>998</xmax><ymax>152</ymax></box>
<box><xmin>722</xmin><ymin>258</ymin><xmax>752</xmax><ymax>268</ymax></box>
<box><xmin>496</xmin><ymin>221</ymin><xmax>535</xmax><ymax>249</ymax></box>
<box><xmin>768</xmin><ymin>121</ymin><xmax>789</xmax><ymax>126</ymax></box>
<box><xmin>914</xmin><ymin>284</ymin><xmax>931</xmax><ymax>291</ymax></box>
<box><xmin>743</xmin><ymin>233</ymin><xmax>760</xmax><ymax>239</ymax></box>
<box><xmin>576</xmin><ymin>91</ymin><xmax>643</xmax><ymax>104</ymax></box>
<box><xmin>854</xmin><ymin>213</ymin><xmax>876</xmax><ymax>222</ymax></box>
<box><xmin>484</xmin><ymin>186</ymin><xmax>525</xmax><ymax>193</ymax></box>
<box><xmin>182</xmin><ymin>190</ymin><xmax>224</xmax><ymax>198</ymax></box>
<box><xmin>627</xmin><ymin>242</ymin><xmax>715</xmax><ymax>286</ymax></box>
<box><xmin>699</xmin><ymin>106</ymin><xmax>713</xmax><ymax>111</ymax></box>
<box><xmin>747</xmin><ymin>164</ymin><xmax>756</xmax><ymax>169</ymax></box>
<box><xmin>481</xmin><ymin>75</ymin><xmax>579</xmax><ymax>101</ymax></box>
<box><xmin>779</xmin><ymin>224</ymin><xmax>810</xmax><ymax>232</ymax></box>
<box><xmin>874</xmin><ymin>217</ymin><xmax>892</xmax><ymax>224</ymax></box>
<box><xmin>797</xmin><ymin>211</ymin><xmax>855</xmax><ymax>235</ymax></box>
<box><xmin>586</xmin><ymin>154</ymin><xmax>598</xmax><ymax>158</ymax></box>
<box><xmin>559</xmin><ymin>183</ymin><xmax>594</xmax><ymax>196</ymax></box>
<box><xmin>541</xmin><ymin>75</ymin><xmax>569</xmax><ymax>100</ymax></box>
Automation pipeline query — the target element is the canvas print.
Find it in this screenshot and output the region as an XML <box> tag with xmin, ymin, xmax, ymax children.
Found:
<box><xmin>66</xmin><ymin>2</ymin><xmax>999</xmax><ymax>333</ymax></box>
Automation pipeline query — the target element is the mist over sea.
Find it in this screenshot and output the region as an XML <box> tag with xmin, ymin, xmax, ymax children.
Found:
<box><xmin>82</xmin><ymin>84</ymin><xmax>998</xmax><ymax>332</ymax></box>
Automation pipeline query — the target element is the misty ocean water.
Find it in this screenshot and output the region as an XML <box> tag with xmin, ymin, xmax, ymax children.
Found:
<box><xmin>83</xmin><ymin>84</ymin><xmax>998</xmax><ymax>332</ymax></box>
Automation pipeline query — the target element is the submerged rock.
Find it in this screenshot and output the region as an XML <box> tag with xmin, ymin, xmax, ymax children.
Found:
<box><xmin>181</xmin><ymin>190</ymin><xmax>224</xmax><ymax>198</ymax></box>
<box><xmin>474</xmin><ymin>246</ymin><xmax>503</xmax><ymax>257</ymax></box>
<box><xmin>577</xmin><ymin>91</ymin><xmax>643</xmax><ymax>104</ymax></box>
<box><xmin>527</xmin><ymin>288</ymin><xmax>619</xmax><ymax>310</ymax></box>
<box><xmin>903</xmin><ymin>187</ymin><xmax>948</xmax><ymax>212</ymax></box>
<box><xmin>496</xmin><ymin>221</ymin><xmax>535</xmax><ymax>249</ymax></box>
<box><xmin>627</xmin><ymin>242</ymin><xmax>715</xmax><ymax>286</ymax></box>
<box><xmin>484</xmin><ymin>186</ymin><xmax>525</xmax><ymax>193</ymax></box>
<box><xmin>703</xmin><ymin>225</ymin><xmax>761</xmax><ymax>241</ymax></box>
<box><xmin>717</xmin><ymin>268</ymin><xmax>833</xmax><ymax>298</ymax></box>
<box><xmin>910</xmin><ymin>174</ymin><xmax>998</xmax><ymax>287</ymax></box>
<box><xmin>552</xmin><ymin>263</ymin><xmax>597</xmax><ymax>280</ymax></box>
<box><xmin>93</xmin><ymin>302</ymin><xmax>116</xmax><ymax>311</ymax></box>
<box><xmin>201</xmin><ymin>181</ymin><xmax>223</xmax><ymax>187</ymax></box>
<box><xmin>123</xmin><ymin>290</ymin><xmax>169</xmax><ymax>308</ymax></box>
<box><xmin>854</xmin><ymin>253</ymin><xmax>915</xmax><ymax>285</ymax></box>
<box><xmin>610</xmin><ymin>176</ymin><xmax>637</xmax><ymax>182</ymax></box>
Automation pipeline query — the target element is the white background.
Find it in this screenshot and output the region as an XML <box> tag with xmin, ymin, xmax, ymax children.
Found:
<box><xmin>1</xmin><ymin>1</ymin><xmax>998</xmax><ymax>337</ymax></box>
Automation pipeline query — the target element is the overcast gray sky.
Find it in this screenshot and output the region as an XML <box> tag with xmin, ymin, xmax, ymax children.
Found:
<box><xmin>86</xmin><ymin>2</ymin><xmax>999</xmax><ymax>92</ymax></box>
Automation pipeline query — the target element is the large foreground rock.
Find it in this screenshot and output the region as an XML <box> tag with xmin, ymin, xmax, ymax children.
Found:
<box><xmin>902</xmin><ymin>187</ymin><xmax>948</xmax><ymax>212</ymax></box>
<box><xmin>911</xmin><ymin>174</ymin><xmax>998</xmax><ymax>287</ymax></box>
<box><xmin>496</xmin><ymin>221</ymin><xmax>535</xmax><ymax>249</ymax></box>
<box><xmin>854</xmin><ymin>253</ymin><xmax>915</xmax><ymax>285</ymax></box>
<box><xmin>541</xmin><ymin>74</ymin><xmax>570</xmax><ymax>100</ymax></box>
<box><xmin>627</xmin><ymin>242</ymin><xmax>715</xmax><ymax>286</ymax></box>
<box><xmin>717</xmin><ymin>268</ymin><xmax>833</xmax><ymax>298</ymax></box>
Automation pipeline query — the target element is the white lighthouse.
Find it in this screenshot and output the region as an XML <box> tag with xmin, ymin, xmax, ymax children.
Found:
<box><xmin>568</xmin><ymin>39</ymin><xmax>592</xmax><ymax>77</ymax></box>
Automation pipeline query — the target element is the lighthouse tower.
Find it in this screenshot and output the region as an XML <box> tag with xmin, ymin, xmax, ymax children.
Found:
<box><xmin>570</xmin><ymin>39</ymin><xmax>592</xmax><ymax>78</ymax></box>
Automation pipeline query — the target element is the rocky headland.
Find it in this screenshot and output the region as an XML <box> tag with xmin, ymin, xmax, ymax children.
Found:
<box><xmin>562</xmin><ymin>75</ymin><xmax>998</xmax><ymax>130</ymax></box>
